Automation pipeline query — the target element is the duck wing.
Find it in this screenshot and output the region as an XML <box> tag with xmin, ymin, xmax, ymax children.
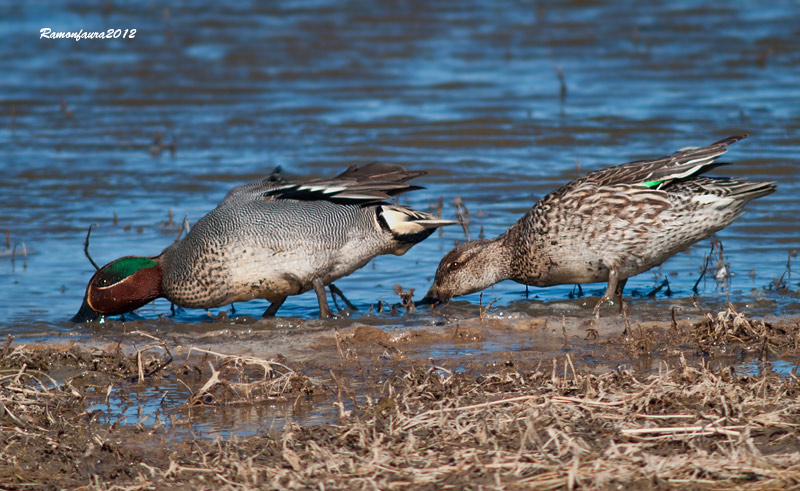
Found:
<box><xmin>220</xmin><ymin>163</ymin><xmax>426</xmax><ymax>206</ymax></box>
<box><xmin>575</xmin><ymin>135</ymin><xmax>746</xmax><ymax>190</ymax></box>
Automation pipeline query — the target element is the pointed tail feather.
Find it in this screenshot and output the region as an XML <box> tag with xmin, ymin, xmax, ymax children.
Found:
<box><xmin>412</xmin><ymin>218</ymin><xmax>461</xmax><ymax>229</ymax></box>
<box><xmin>728</xmin><ymin>180</ymin><xmax>776</xmax><ymax>201</ymax></box>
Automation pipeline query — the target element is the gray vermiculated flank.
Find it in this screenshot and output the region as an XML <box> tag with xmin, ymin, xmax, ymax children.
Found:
<box><xmin>158</xmin><ymin>163</ymin><xmax>446</xmax><ymax>308</ymax></box>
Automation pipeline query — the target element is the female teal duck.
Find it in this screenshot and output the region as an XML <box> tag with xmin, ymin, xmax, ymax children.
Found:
<box><xmin>423</xmin><ymin>135</ymin><xmax>775</xmax><ymax>313</ymax></box>
<box><xmin>73</xmin><ymin>163</ymin><xmax>454</xmax><ymax>321</ymax></box>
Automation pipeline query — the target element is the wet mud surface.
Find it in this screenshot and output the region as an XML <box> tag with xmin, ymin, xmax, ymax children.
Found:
<box><xmin>2</xmin><ymin>306</ymin><xmax>800</xmax><ymax>489</ymax></box>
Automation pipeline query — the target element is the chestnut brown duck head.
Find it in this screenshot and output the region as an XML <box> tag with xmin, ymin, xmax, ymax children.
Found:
<box><xmin>71</xmin><ymin>256</ymin><xmax>164</xmax><ymax>322</ymax></box>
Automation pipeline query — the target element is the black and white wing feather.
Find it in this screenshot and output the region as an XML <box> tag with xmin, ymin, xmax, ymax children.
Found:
<box><xmin>220</xmin><ymin>163</ymin><xmax>426</xmax><ymax>206</ymax></box>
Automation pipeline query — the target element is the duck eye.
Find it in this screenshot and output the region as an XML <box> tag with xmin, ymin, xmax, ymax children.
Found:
<box><xmin>448</xmin><ymin>261</ymin><xmax>461</xmax><ymax>271</ymax></box>
<box><xmin>94</xmin><ymin>276</ymin><xmax>113</xmax><ymax>287</ymax></box>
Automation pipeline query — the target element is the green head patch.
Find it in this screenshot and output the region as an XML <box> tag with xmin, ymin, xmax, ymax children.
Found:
<box><xmin>96</xmin><ymin>257</ymin><xmax>158</xmax><ymax>287</ymax></box>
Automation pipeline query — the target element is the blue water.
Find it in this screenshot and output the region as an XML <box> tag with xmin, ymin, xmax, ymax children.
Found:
<box><xmin>1</xmin><ymin>1</ymin><xmax>798</xmax><ymax>333</ymax></box>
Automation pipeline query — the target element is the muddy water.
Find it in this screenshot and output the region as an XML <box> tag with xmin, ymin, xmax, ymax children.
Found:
<box><xmin>2</xmin><ymin>4</ymin><xmax>799</xmax><ymax>333</ymax></box>
<box><xmin>71</xmin><ymin>313</ymin><xmax>799</xmax><ymax>440</ymax></box>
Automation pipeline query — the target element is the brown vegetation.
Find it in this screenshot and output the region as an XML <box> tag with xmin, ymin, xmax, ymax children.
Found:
<box><xmin>1</xmin><ymin>308</ymin><xmax>799</xmax><ymax>489</ymax></box>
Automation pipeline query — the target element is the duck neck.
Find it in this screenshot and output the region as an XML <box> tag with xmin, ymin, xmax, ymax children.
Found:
<box><xmin>475</xmin><ymin>235</ymin><xmax>514</xmax><ymax>286</ymax></box>
<box><xmin>138</xmin><ymin>258</ymin><xmax>165</xmax><ymax>302</ymax></box>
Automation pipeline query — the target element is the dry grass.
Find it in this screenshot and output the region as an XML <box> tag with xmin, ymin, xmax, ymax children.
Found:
<box><xmin>0</xmin><ymin>356</ymin><xmax>81</xmax><ymax>430</ymax></box>
<box><xmin>0</xmin><ymin>308</ymin><xmax>799</xmax><ymax>489</ymax></box>
<box><xmin>693</xmin><ymin>304</ymin><xmax>800</xmax><ymax>355</ymax></box>
<box><xmin>243</xmin><ymin>359</ymin><xmax>800</xmax><ymax>490</ymax></box>
<box><xmin>185</xmin><ymin>347</ymin><xmax>314</xmax><ymax>405</ymax></box>
<box><xmin>80</xmin><ymin>355</ymin><xmax>800</xmax><ymax>490</ymax></box>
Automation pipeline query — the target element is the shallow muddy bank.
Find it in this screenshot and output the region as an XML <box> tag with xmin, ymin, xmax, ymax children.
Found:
<box><xmin>1</xmin><ymin>307</ymin><xmax>799</xmax><ymax>488</ymax></box>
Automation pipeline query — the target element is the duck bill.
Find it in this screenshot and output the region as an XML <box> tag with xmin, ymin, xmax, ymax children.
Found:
<box><xmin>416</xmin><ymin>286</ymin><xmax>449</xmax><ymax>307</ymax></box>
<box><xmin>71</xmin><ymin>296</ymin><xmax>101</xmax><ymax>323</ymax></box>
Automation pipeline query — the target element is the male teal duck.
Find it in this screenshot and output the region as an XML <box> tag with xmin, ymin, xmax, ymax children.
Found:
<box><xmin>423</xmin><ymin>135</ymin><xmax>775</xmax><ymax>314</ymax></box>
<box><xmin>73</xmin><ymin>163</ymin><xmax>455</xmax><ymax>321</ymax></box>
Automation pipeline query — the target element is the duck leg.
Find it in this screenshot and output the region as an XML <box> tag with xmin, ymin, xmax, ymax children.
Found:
<box><xmin>615</xmin><ymin>278</ymin><xmax>628</xmax><ymax>314</ymax></box>
<box><xmin>593</xmin><ymin>269</ymin><xmax>627</xmax><ymax>317</ymax></box>
<box><xmin>329</xmin><ymin>283</ymin><xmax>357</xmax><ymax>311</ymax></box>
<box><xmin>312</xmin><ymin>278</ymin><xmax>335</xmax><ymax>319</ymax></box>
<box><xmin>262</xmin><ymin>296</ymin><xmax>287</xmax><ymax>318</ymax></box>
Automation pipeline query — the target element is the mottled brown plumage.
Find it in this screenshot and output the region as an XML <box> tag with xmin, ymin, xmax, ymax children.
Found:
<box><xmin>424</xmin><ymin>135</ymin><xmax>775</xmax><ymax>313</ymax></box>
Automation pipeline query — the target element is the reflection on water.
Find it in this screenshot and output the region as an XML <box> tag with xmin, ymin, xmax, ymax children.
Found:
<box><xmin>87</xmin><ymin>381</ymin><xmax>332</xmax><ymax>440</ymax></box>
<box><xmin>735</xmin><ymin>359</ymin><xmax>798</xmax><ymax>378</ymax></box>
<box><xmin>1</xmin><ymin>1</ymin><xmax>799</xmax><ymax>333</ymax></box>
